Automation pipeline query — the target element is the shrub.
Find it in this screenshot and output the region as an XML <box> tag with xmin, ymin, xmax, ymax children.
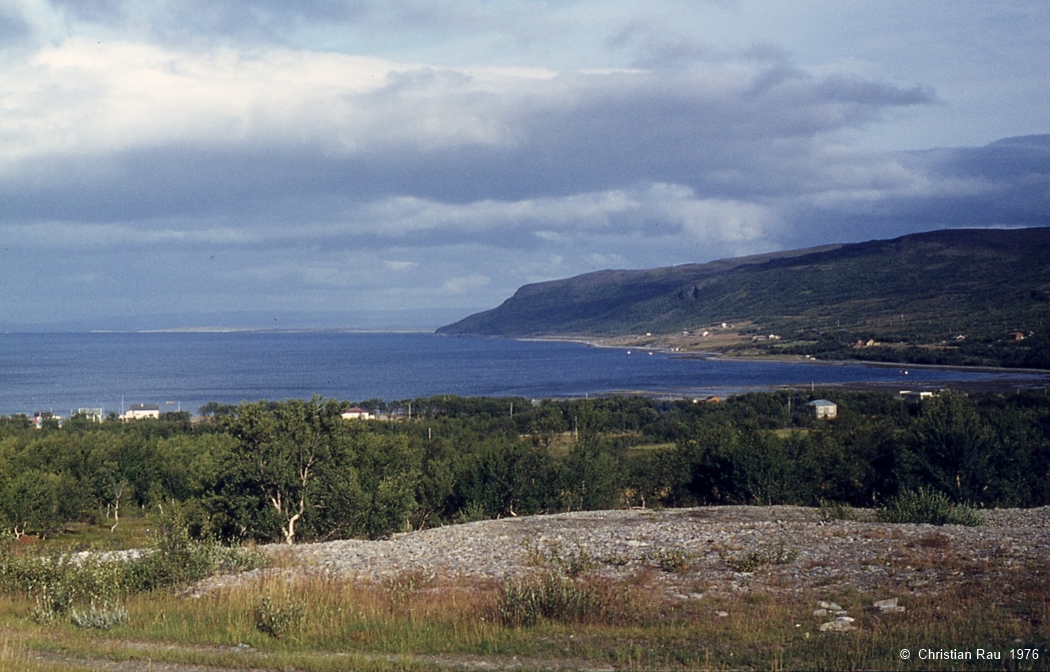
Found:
<box><xmin>2</xmin><ymin>550</ymin><xmax>123</xmax><ymax>621</ymax></box>
<box><xmin>0</xmin><ymin>522</ymin><xmax>265</xmax><ymax>627</ymax></box>
<box><xmin>722</xmin><ymin>540</ymin><xmax>799</xmax><ymax>573</ymax></box>
<box><xmin>122</xmin><ymin>523</ymin><xmax>264</xmax><ymax>593</ymax></box>
<box><xmin>70</xmin><ymin>600</ymin><xmax>128</xmax><ymax>630</ymax></box>
<box><xmin>30</xmin><ymin>586</ymin><xmax>66</xmax><ymax>624</ymax></box>
<box><xmin>454</xmin><ymin>501</ymin><xmax>489</xmax><ymax>525</ymax></box>
<box><xmin>646</xmin><ymin>547</ymin><xmax>693</xmax><ymax>573</ymax></box>
<box><xmin>253</xmin><ymin>594</ymin><xmax>304</xmax><ymax>639</ymax></box>
<box><xmin>877</xmin><ymin>488</ymin><xmax>983</xmax><ymax>526</ymax></box>
<box><xmin>522</xmin><ymin>540</ymin><xmax>596</xmax><ymax>577</ymax></box>
<box><xmin>818</xmin><ymin>499</ymin><xmax>857</xmax><ymax>522</ymax></box>
<box><xmin>495</xmin><ymin>571</ymin><xmax>629</xmax><ymax>627</ymax></box>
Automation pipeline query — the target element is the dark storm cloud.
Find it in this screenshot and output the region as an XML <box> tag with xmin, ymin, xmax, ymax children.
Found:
<box><xmin>901</xmin><ymin>136</ymin><xmax>1050</xmax><ymax>224</ymax></box>
<box><xmin>787</xmin><ymin>135</ymin><xmax>1050</xmax><ymax>247</ymax></box>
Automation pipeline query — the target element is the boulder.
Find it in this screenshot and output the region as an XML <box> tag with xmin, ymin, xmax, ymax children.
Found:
<box><xmin>819</xmin><ymin>616</ymin><xmax>856</xmax><ymax>632</ymax></box>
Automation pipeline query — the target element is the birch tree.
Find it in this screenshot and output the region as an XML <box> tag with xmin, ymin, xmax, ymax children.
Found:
<box><xmin>224</xmin><ymin>397</ymin><xmax>347</xmax><ymax>545</ymax></box>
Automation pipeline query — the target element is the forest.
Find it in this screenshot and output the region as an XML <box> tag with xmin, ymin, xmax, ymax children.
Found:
<box><xmin>2</xmin><ymin>389</ymin><xmax>1049</xmax><ymax>545</ymax></box>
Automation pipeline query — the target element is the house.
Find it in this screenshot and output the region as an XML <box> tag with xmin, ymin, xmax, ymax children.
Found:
<box><xmin>900</xmin><ymin>390</ymin><xmax>935</xmax><ymax>401</ymax></box>
<box><xmin>808</xmin><ymin>399</ymin><xmax>837</xmax><ymax>420</ymax></box>
<box><xmin>341</xmin><ymin>407</ymin><xmax>375</xmax><ymax>420</ymax></box>
<box><xmin>33</xmin><ymin>411</ymin><xmax>60</xmax><ymax>429</ymax></box>
<box><xmin>122</xmin><ymin>403</ymin><xmax>160</xmax><ymax>421</ymax></box>
<box><xmin>74</xmin><ymin>408</ymin><xmax>105</xmax><ymax>422</ymax></box>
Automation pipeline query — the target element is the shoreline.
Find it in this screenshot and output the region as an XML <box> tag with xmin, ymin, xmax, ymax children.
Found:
<box><xmin>522</xmin><ymin>333</ymin><xmax>1050</xmax><ymax>377</ymax></box>
<box><xmin>517</xmin><ymin>333</ymin><xmax>1050</xmax><ymax>397</ymax></box>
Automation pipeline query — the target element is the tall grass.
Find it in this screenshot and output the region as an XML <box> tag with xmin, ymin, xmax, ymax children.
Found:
<box><xmin>0</xmin><ymin>562</ymin><xmax>1046</xmax><ymax>670</ymax></box>
<box><xmin>0</xmin><ymin>536</ymin><xmax>1046</xmax><ymax>670</ymax></box>
<box><xmin>495</xmin><ymin>570</ymin><xmax>634</xmax><ymax>627</ymax></box>
<box><xmin>121</xmin><ymin>569</ymin><xmax>505</xmax><ymax>654</ymax></box>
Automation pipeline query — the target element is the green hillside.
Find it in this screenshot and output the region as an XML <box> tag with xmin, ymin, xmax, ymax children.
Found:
<box><xmin>438</xmin><ymin>227</ymin><xmax>1050</xmax><ymax>368</ymax></box>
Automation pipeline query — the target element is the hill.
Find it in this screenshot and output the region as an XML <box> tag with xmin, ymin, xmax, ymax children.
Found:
<box><xmin>438</xmin><ymin>227</ymin><xmax>1050</xmax><ymax>368</ymax></box>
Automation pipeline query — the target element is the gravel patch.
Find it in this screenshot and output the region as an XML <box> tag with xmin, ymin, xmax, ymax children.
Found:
<box><xmin>192</xmin><ymin>506</ymin><xmax>1050</xmax><ymax>598</ymax></box>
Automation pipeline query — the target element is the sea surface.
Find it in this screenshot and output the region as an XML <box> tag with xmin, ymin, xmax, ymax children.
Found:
<box><xmin>0</xmin><ymin>331</ymin><xmax>1046</xmax><ymax>417</ymax></box>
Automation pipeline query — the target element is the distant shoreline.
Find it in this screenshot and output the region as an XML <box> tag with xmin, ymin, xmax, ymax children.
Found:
<box><xmin>521</xmin><ymin>333</ymin><xmax>1050</xmax><ymax>379</ymax></box>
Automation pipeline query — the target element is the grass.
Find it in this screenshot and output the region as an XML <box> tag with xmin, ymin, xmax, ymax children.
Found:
<box><xmin>2</xmin><ymin>560</ymin><xmax>1047</xmax><ymax>671</ymax></box>
<box><xmin>1</xmin><ymin>513</ymin><xmax>1047</xmax><ymax>670</ymax></box>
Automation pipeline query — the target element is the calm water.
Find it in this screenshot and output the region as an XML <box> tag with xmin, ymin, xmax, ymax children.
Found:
<box><xmin>0</xmin><ymin>332</ymin><xmax>1045</xmax><ymax>417</ymax></box>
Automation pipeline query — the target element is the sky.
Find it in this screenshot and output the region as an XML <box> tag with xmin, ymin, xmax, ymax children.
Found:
<box><xmin>1</xmin><ymin>0</ymin><xmax>1048</xmax><ymax>330</ymax></box>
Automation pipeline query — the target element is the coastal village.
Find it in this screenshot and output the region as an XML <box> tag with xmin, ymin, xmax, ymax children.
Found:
<box><xmin>23</xmin><ymin>392</ymin><xmax>975</xmax><ymax>428</ymax></box>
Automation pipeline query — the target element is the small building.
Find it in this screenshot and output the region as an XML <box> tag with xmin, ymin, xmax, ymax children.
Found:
<box><xmin>900</xmin><ymin>390</ymin><xmax>935</xmax><ymax>402</ymax></box>
<box><xmin>808</xmin><ymin>399</ymin><xmax>837</xmax><ymax>420</ymax></box>
<box><xmin>74</xmin><ymin>408</ymin><xmax>105</xmax><ymax>422</ymax></box>
<box><xmin>341</xmin><ymin>407</ymin><xmax>375</xmax><ymax>420</ymax></box>
<box><xmin>33</xmin><ymin>411</ymin><xmax>60</xmax><ymax>429</ymax></box>
<box><xmin>122</xmin><ymin>403</ymin><xmax>160</xmax><ymax>421</ymax></box>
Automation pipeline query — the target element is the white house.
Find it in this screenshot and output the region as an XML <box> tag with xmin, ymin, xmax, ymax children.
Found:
<box><xmin>122</xmin><ymin>403</ymin><xmax>160</xmax><ymax>421</ymax></box>
<box><xmin>808</xmin><ymin>399</ymin><xmax>837</xmax><ymax>420</ymax></box>
<box><xmin>341</xmin><ymin>407</ymin><xmax>375</xmax><ymax>420</ymax></box>
<box><xmin>900</xmin><ymin>390</ymin><xmax>935</xmax><ymax>401</ymax></box>
<box><xmin>75</xmin><ymin>408</ymin><xmax>105</xmax><ymax>422</ymax></box>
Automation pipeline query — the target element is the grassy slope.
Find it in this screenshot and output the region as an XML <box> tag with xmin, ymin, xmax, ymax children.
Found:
<box><xmin>439</xmin><ymin>227</ymin><xmax>1050</xmax><ymax>367</ymax></box>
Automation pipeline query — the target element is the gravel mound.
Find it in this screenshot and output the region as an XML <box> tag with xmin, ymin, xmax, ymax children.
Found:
<box><xmin>193</xmin><ymin>506</ymin><xmax>1050</xmax><ymax>598</ymax></box>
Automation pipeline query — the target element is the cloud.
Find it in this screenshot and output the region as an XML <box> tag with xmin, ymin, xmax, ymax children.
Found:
<box><xmin>784</xmin><ymin>135</ymin><xmax>1050</xmax><ymax>246</ymax></box>
<box><xmin>0</xmin><ymin>5</ymin><xmax>30</xmax><ymax>44</ymax></box>
<box><xmin>41</xmin><ymin>0</ymin><xmax>550</xmax><ymax>52</ymax></box>
<box><xmin>0</xmin><ymin>15</ymin><xmax>1044</xmax><ymax>328</ymax></box>
<box><xmin>0</xmin><ymin>38</ymin><xmax>937</xmax><ymax>224</ymax></box>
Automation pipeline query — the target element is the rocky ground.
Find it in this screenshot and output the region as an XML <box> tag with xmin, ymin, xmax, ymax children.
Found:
<box><xmin>194</xmin><ymin>505</ymin><xmax>1050</xmax><ymax>600</ymax></box>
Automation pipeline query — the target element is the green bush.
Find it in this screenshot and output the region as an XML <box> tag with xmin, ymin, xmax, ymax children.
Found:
<box><xmin>1</xmin><ymin>550</ymin><xmax>123</xmax><ymax>618</ymax></box>
<box><xmin>646</xmin><ymin>547</ymin><xmax>693</xmax><ymax>573</ymax></box>
<box><xmin>721</xmin><ymin>540</ymin><xmax>800</xmax><ymax>573</ymax></box>
<box><xmin>121</xmin><ymin>521</ymin><xmax>263</xmax><ymax>593</ymax></box>
<box><xmin>495</xmin><ymin>570</ymin><xmax>628</xmax><ymax>627</ymax></box>
<box><xmin>70</xmin><ymin>600</ymin><xmax>128</xmax><ymax>630</ymax></box>
<box><xmin>253</xmin><ymin>594</ymin><xmax>303</xmax><ymax>639</ymax></box>
<box><xmin>818</xmin><ymin>499</ymin><xmax>858</xmax><ymax>522</ymax></box>
<box><xmin>877</xmin><ymin>488</ymin><xmax>983</xmax><ymax>526</ymax></box>
<box><xmin>0</xmin><ymin>522</ymin><xmax>265</xmax><ymax>626</ymax></box>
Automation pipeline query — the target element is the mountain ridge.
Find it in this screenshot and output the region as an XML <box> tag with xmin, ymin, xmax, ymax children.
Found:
<box><xmin>438</xmin><ymin>227</ymin><xmax>1050</xmax><ymax>368</ymax></box>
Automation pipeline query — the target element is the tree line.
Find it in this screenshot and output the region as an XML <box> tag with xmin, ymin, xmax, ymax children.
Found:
<box><xmin>2</xmin><ymin>390</ymin><xmax>1048</xmax><ymax>543</ymax></box>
